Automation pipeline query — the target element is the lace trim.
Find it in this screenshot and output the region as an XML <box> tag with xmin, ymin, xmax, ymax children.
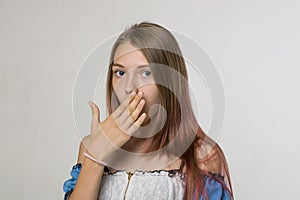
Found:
<box><xmin>104</xmin><ymin>166</ymin><xmax>186</xmax><ymax>177</ymax></box>
<box><xmin>103</xmin><ymin>160</ymin><xmax>186</xmax><ymax>177</ymax></box>
<box><xmin>69</xmin><ymin>163</ymin><xmax>224</xmax><ymax>182</ymax></box>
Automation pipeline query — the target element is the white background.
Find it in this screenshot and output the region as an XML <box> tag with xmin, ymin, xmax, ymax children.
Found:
<box><xmin>1</xmin><ymin>0</ymin><xmax>299</xmax><ymax>199</ymax></box>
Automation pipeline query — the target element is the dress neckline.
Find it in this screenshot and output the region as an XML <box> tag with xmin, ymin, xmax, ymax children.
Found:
<box><xmin>104</xmin><ymin>160</ymin><xmax>186</xmax><ymax>176</ymax></box>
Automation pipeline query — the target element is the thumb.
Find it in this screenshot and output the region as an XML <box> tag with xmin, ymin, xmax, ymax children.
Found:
<box><xmin>88</xmin><ymin>101</ymin><xmax>101</xmax><ymax>125</ymax></box>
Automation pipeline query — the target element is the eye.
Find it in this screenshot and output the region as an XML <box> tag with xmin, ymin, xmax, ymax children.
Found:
<box><xmin>114</xmin><ymin>70</ymin><xmax>125</xmax><ymax>77</ymax></box>
<box><xmin>141</xmin><ymin>70</ymin><xmax>152</xmax><ymax>77</ymax></box>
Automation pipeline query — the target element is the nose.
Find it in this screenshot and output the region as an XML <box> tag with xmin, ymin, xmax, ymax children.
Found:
<box><xmin>124</xmin><ymin>73</ymin><xmax>137</xmax><ymax>95</ymax></box>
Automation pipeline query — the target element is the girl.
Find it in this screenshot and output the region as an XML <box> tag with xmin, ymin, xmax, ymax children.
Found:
<box><xmin>63</xmin><ymin>22</ymin><xmax>234</xmax><ymax>200</ymax></box>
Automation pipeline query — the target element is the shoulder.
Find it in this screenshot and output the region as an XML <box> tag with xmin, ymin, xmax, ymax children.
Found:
<box><xmin>194</xmin><ymin>136</ymin><xmax>233</xmax><ymax>194</ymax></box>
<box><xmin>77</xmin><ymin>135</ymin><xmax>91</xmax><ymax>163</ymax></box>
<box><xmin>195</xmin><ymin>137</ymin><xmax>226</xmax><ymax>174</ymax></box>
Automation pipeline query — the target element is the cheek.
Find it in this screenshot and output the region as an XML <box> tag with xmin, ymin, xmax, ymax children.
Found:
<box><xmin>112</xmin><ymin>79</ymin><xmax>126</xmax><ymax>101</ymax></box>
<box><xmin>114</xmin><ymin>90</ymin><xmax>125</xmax><ymax>103</ymax></box>
<box><xmin>112</xmin><ymin>85</ymin><xmax>124</xmax><ymax>103</ymax></box>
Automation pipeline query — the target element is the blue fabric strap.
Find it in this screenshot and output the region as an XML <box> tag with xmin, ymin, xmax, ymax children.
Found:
<box><xmin>63</xmin><ymin>163</ymin><xmax>82</xmax><ymax>196</ymax></box>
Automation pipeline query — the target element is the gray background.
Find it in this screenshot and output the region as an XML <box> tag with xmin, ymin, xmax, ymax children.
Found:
<box><xmin>1</xmin><ymin>0</ymin><xmax>299</xmax><ymax>199</ymax></box>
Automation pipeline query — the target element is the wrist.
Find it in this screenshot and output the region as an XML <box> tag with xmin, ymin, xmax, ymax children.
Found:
<box><xmin>86</xmin><ymin>145</ymin><xmax>110</xmax><ymax>161</ymax></box>
<box><xmin>84</xmin><ymin>150</ymin><xmax>108</xmax><ymax>167</ymax></box>
<box><xmin>87</xmin><ymin>139</ymin><xmax>119</xmax><ymax>161</ymax></box>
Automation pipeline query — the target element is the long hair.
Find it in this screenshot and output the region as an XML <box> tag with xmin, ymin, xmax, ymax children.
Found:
<box><xmin>106</xmin><ymin>21</ymin><xmax>234</xmax><ymax>200</ymax></box>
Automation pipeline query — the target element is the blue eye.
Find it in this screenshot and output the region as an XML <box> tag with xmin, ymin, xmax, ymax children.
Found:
<box><xmin>142</xmin><ymin>70</ymin><xmax>152</xmax><ymax>77</ymax></box>
<box><xmin>114</xmin><ymin>70</ymin><xmax>125</xmax><ymax>77</ymax></box>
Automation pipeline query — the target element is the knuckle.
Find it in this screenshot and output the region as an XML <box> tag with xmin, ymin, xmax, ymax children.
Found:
<box><xmin>115</xmin><ymin>119</ymin><xmax>122</xmax><ymax>127</ymax></box>
<box><xmin>128</xmin><ymin>105</ymin><xmax>133</xmax><ymax>113</ymax></box>
<box><xmin>132</xmin><ymin>97</ymin><xmax>139</xmax><ymax>105</ymax></box>
<box><xmin>131</xmin><ymin>114</ymin><xmax>137</xmax><ymax>122</ymax></box>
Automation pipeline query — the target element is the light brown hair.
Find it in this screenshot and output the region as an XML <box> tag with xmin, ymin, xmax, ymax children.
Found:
<box><xmin>106</xmin><ymin>21</ymin><xmax>233</xmax><ymax>200</ymax></box>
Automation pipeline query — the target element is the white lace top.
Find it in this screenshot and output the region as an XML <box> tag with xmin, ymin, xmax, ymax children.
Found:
<box><xmin>98</xmin><ymin>164</ymin><xmax>186</xmax><ymax>200</ymax></box>
<box><xmin>63</xmin><ymin>162</ymin><xmax>232</xmax><ymax>200</ymax></box>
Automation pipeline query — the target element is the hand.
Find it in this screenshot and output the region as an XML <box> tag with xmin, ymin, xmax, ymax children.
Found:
<box><xmin>86</xmin><ymin>91</ymin><xmax>147</xmax><ymax>161</ymax></box>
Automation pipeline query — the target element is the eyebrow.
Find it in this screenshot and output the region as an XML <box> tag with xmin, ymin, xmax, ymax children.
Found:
<box><xmin>112</xmin><ymin>63</ymin><xmax>150</xmax><ymax>69</ymax></box>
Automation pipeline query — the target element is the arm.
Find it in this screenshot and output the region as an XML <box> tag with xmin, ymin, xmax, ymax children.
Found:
<box><xmin>64</xmin><ymin>92</ymin><xmax>147</xmax><ymax>199</ymax></box>
<box><xmin>68</xmin><ymin>136</ymin><xmax>105</xmax><ymax>200</ymax></box>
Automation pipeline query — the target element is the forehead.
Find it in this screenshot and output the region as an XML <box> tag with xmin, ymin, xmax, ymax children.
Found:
<box><xmin>113</xmin><ymin>43</ymin><xmax>149</xmax><ymax>70</ymax></box>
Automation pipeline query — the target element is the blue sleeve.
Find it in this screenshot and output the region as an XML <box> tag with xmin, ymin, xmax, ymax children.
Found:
<box><xmin>200</xmin><ymin>175</ymin><xmax>232</xmax><ymax>200</ymax></box>
<box><xmin>63</xmin><ymin>163</ymin><xmax>82</xmax><ymax>199</ymax></box>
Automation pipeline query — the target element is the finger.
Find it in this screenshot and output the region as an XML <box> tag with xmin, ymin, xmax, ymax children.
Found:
<box><xmin>113</xmin><ymin>91</ymin><xmax>136</xmax><ymax>118</ymax></box>
<box><xmin>127</xmin><ymin>113</ymin><xmax>147</xmax><ymax>135</ymax></box>
<box><xmin>124</xmin><ymin>98</ymin><xmax>145</xmax><ymax>128</ymax></box>
<box><xmin>119</xmin><ymin>91</ymin><xmax>144</xmax><ymax>125</ymax></box>
<box><xmin>128</xmin><ymin>91</ymin><xmax>143</xmax><ymax>114</ymax></box>
<box><xmin>88</xmin><ymin>101</ymin><xmax>101</xmax><ymax>125</ymax></box>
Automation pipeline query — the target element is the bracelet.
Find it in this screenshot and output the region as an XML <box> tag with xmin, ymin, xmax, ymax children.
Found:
<box><xmin>83</xmin><ymin>151</ymin><xmax>107</xmax><ymax>167</ymax></box>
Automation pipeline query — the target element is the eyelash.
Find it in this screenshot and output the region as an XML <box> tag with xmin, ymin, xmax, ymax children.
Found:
<box><xmin>113</xmin><ymin>70</ymin><xmax>152</xmax><ymax>78</ymax></box>
<box><xmin>114</xmin><ymin>70</ymin><xmax>125</xmax><ymax>77</ymax></box>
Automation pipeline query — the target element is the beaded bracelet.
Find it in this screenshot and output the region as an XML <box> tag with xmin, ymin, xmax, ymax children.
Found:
<box><xmin>83</xmin><ymin>151</ymin><xmax>107</xmax><ymax>166</ymax></box>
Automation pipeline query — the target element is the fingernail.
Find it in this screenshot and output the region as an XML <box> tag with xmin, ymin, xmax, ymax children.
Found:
<box><xmin>138</xmin><ymin>91</ymin><xmax>143</xmax><ymax>97</ymax></box>
<box><xmin>140</xmin><ymin>99</ymin><xmax>145</xmax><ymax>104</ymax></box>
<box><xmin>130</xmin><ymin>91</ymin><xmax>136</xmax><ymax>97</ymax></box>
